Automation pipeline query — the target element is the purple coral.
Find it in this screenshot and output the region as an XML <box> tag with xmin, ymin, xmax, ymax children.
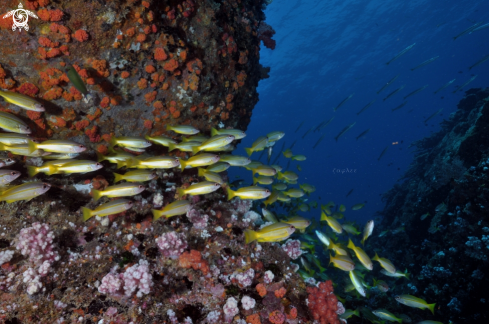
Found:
<box><xmin>186</xmin><ymin>208</ymin><xmax>208</xmax><ymax>229</ymax></box>
<box><xmin>281</xmin><ymin>239</ymin><xmax>302</xmax><ymax>260</ymax></box>
<box><xmin>156</xmin><ymin>231</ymin><xmax>188</xmax><ymax>259</ymax></box>
<box><xmin>223</xmin><ymin>297</ymin><xmax>239</xmax><ymax>322</ymax></box>
<box><xmin>264</xmin><ymin>270</ymin><xmax>275</xmax><ymax>284</ymax></box>
<box><xmin>241</xmin><ymin>295</ymin><xmax>256</xmax><ymax>310</ymax></box>
<box><xmin>234</xmin><ymin>268</ymin><xmax>254</xmax><ymax>287</ymax></box>
<box><xmin>16</xmin><ymin>222</ymin><xmax>60</xmax><ymax>267</ymax></box>
<box><xmin>98</xmin><ymin>273</ymin><xmax>123</xmax><ymax>295</ymax></box>
<box><xmin>122</xmin><ymin>260</ymin><xmax>153</xmax><ymax>297</ymax></box>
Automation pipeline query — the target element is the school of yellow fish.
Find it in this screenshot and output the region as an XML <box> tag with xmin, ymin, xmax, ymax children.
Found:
<box><xmin>0</xmin><ymin>88</ymin><xmax>442</xmax><ymax>324</ymax></box>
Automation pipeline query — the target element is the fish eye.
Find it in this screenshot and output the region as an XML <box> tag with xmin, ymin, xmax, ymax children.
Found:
<box><xmin>139</xmin><ymin>185</ymin><xmax>144</xmax><ymax>189</ymax></box>
<box><xmin>79</xmin><ymin>145</ymin><xmax>84</xmax><ymax>148</ymax></box>
<box><xmin>11</xmin><ymin>171</ymin><xmax>16</xmax><ymax>175</ymax></box>
<box><xmin>43</xmin><ymin>184</ymin><xmax>48</xmax><ymax>189</ymax></box>
<box><xmin>6</xmin><ymin>159</ymin><xmax>12</xmax><ymax>162</ymax></box>
<box><xmin>96</xmin><ymin>163</ymin><xmax>101</xmax><ymax>167</ymax></box>
<box><xmin>265</xmin><ymin>189</ymin><xmax>270</xmax><ymax>193</ymax></box>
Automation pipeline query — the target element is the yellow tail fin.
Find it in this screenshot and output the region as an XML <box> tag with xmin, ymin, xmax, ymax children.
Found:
<box><xmin>116</xmin><ymin>160</ymin><xmax>127</xmax><ymax>169</ymax></box>
<box><xmin>92</xmin><ymin>189</ymin><xmax>103</xmax><ymax>202</ymax></box>
<box><xmin>180</xmin><ymin>160</ymin><xmax>187</xmax><ymax>172</ymax></box>
<box><xmin>244</xmin><ymin>229</ymin><xmax>257</xmax><ymax>244</ymax></box>
<box><xmin>96</xmin><ymin>152</ymin><xmax>106</xmax><ymax>162</ymax></box>
<box><xmin>152</xmin><ymin>209</ymin><xmax>163</xmax><ymax>221</ymax></box>
<box><xmin>197</xmin><ymin>168</ymin><xmax>206</xmax><ymax>177</ymax></box>
<box><xmin>252</xmin><ymin>176</ymin><xmax>258</xmax><ymax>185</ymax></box>
<box><xmin>113</xmin><ymin>172</ymin><xmax>123</xmax><ymax>183</ymax></box>
<box><xmin>26</xmin><ymin>166</ymin><xmax>39</xmax><ymax>178</ymax></box>
<box><xmin>347</xmin><ymin>239</ymin><xmax>355</xmax><ymax>250</ymax></box>
<box><xmin>226</xmin><ymin>186</ymin><xmax>236</xmax><ymax>201</ymax></box>
<box><xmin>27</xmin><ymin>140</ymin><xmax>38</xmax><ymax>154</ymax></box>
<box><xmin>144</xmin><ymin>135</ymin><xmax>153</xmax><ymax>142</ymax></box>
<box><xmin>372</xmin><ymin>252</ymin><xmax>380</xmax><ymax>261</ymax></box>
<box><xmin>82</xmin><ymin>207</ymin><xmax>94</xmax><ymax>221</ymax></box>
<box><xmin>109</xmin><ymin>137</ymin><xmax>117</xmax><ymax>148</ymax></box>
<box><xmin>245</xmin><ymin>147</ymin><xmax>253</xmax><ymax>157</ymax></box>
<box><xmin>165</xmin><ymin>125</ymin><xmax>172</xmax><ymax>131</ymax></box>
<box><xmin>210</xmin><ymin>127</ymin><xmax>219</xmax><ymax>137</ymax></box>
<box><xmin>191</xmin><ymin>146</ymin><xmax>201</xmax><ymax>155</ymax></box>
<box><xmin>428</xmin><ymin>303</ymin><xmax>436</xmax><ymax>315</ymax></box>
<box><xmin>44</xmin><ymin>165</ymin><xmax>57</xmax><ymax>176</ymax></box>
<box><xmin>168</xmin><ymin>143</ymin><xmax>176</xmax><ymax>152</ymax></box>
<box><xmin>176</xmin><ymin>187</ymin><xmax>185</xmax><ymax>198</ymax></box>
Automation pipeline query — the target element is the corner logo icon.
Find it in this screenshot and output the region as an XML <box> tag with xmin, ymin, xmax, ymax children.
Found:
<box><xmin>3</xmin><ymin>3</ymin><xmax>38</xmax><ymax>32</ymax></box>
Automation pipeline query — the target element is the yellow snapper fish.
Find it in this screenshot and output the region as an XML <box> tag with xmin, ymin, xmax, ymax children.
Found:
<box><xmin>206</xmin><ymin>162</ymin><xmax>231</xmax><ymax>173</ymax></box>
<box><xmin>219</xmin><ymin>155</ymin><xmax>251</xmax><ymax>166</ymax></box>
<box><xmin>251</xmin><ymin>165</ymin><xmax>277</xmax><ymax>177</ymax></box>
<box><xmin>42</xmin><ymin>153</ymin><xmax>79</xmax><ymax>160</ymax></box>
<box><xmin>352</xmin><ymin>203</ymin><xmax>366</xmax><ymax>210</ymax></box>
<box><xmin>321</xmin><ymin>211</ymin><xmax>343</xmax><ymax>233</ymax></box>
<box><xmin>276</xmin><ymin>191</ymin><xmax>291</xmax><ymax>202</ymax></box>
<box><xmin>272</xmin><ymin>183</ymin><xmax>287</xmax><ymax>191</ymax></box>
<box><xmin>340</xmin><ymin>309</ymin><xmax>360</xmax><ymax>320</ymax></box>
<box><xmin>0</xmin><ymin>144</ymin><xmax>50</xmax><ymax>157</ymax></box>
<box><xmin>0</xmin><ymin>90</ymin><xmax>45</xmax><ymax>112</ymax></box>
<box><xmin>26</xmin><ymin>159</ymin><xmax>74</xmax><ymax>177</ymax></box>
<box><xmin>253</xmin><ymin>175</ymin><xmax>274</xmax><ymax>185</ymax></box>
<box><xmin>113</xmin><ymin>170</ymin><xmax>157</xmax><ymax>183</ymax></box>
<box><xmin>177</xmin><ymin>181</ymin><xmax>221</xmax><ymax>196</ymax></box>
<box><xmin>361</xmin><ymin>220</ymin><xmax>374</xmax><ymax>245</ymax></box>
<box><xmin>395</xmin><ymin>295</ymin><xmax>436</xmax><ymax>314</ymax></box>
<box><xmin>349</xmin><ymin>270</ymin><xmax>367</xmax><ymax>297</ymax></box>
<box><xmin>291</xmin><ymin>154</ymin><xmax>306</xmax><ymax>161</ymax></box>
<box><xmin>342</xmin><ymin>224</ymin><xmax>361</xmax><ymax>235</ymax></box>
<box><xmin>315</xmin><ymin>230</ymin><xmax>331</xmax><ymax>246</ymax></box>
<box><xmin>92</xmin><ymin>183</ymin><xmax>145</xmax><ymax>201</ymax></box>
<box><xmin>204</xmin><ymin>143</ymin><xmax>234</xmax><ymax>152</ymax></box>
<box><xmin>0</xmin><ymin>170</ymin><xmax>21</xmax><ymax>186</ymax></box>
<box><xmin>244</xmin><ymin>222</ymin><xmax>295</xmax><ymax>243</ymax></box>
<box><xmin>191</xmin><ymin>134</ymin><xmax>235</xmax><ymax>154</ymax></box>
<box><xmin>262</xmin><ymin>208</ymin><xmax>279</xmax><ymax>223</ymax></box>
<box><xmin>0</xmin><ymin>133</ymin><xmax>32</xmax><ymax>145</ymax></box>
<box><xmin>347</xmin><ymin>239</ymin><xmax>373</xmax><ymax>270</ymax></box>
<box><xmin>329</xmin><ymin>253</ymin><xmax>355</xmax><ymax>271</ymax></box>
<box><xmin>0</xmin><ymin>181</ymin><xmax>51</xmax><ymax>203</ymax></box>
<box><xmin>110</xmin><ymin>136</ymin><xmax>151</xmax><ymax>149</ymax></box>
<box><xmin>126</xmin><ymin>156</ymin><xmax>180</xmax><ymax>169</ymax></box>
<box><xmin>263</xmin><ymin>190</ymin><xmax>278</xmax><ymax>206</ymax></box>
<box><xmin>226</xmin><ymin>186</ymin><xmax>271</xmax><ymax>200</ymax></box>
<box><xmin>339</xmin><ymin>204</ymin><xmax>346</xmax><ymax>212</ymax></box>
<box><xmin>372</xmin><ymin>309</ymin><xmax>403</xmax><ymax>323</ymax></box>
<box><xmin>144</xmin><ymin>135</ymin><xmax>177</xmax><ymax>147</ymax></box>
<box><xmin>282</xmin><ymin>216</ymin><xmax>311</xmax><ymax>232</ymax></box>
<box><xmin>97</xmin><ymin>151</ymin><xmax>134</xmax><ymax>164</ymax></box>
<box><xmin>168</xmin><ymin>141</ymin><xmax>201</xmax><ymax>152</ymax></box>
<box><xmin>381</xmin><ymin>268</ymin><xmax>410</xmax><ymax>279</ymax></box>
<box><xmin>282</xmin><ymin>148</ymin><xmax>293</xmax><ymax>158</ymax></box>
<box><xmin>82</xmin><ymin>199</ymin><xmax>133</xmax><ymax>221</ymax></box>
<box><xmin>277</xmin><ymin>171</ymin><xmax>298</xmax><ymax>182</ymax></box>
<box><xmin>243</xmin><ymin>161</ymin><xmax>263</xmax><ymax>170</ymax></box>
<box><xmin>372</xmin><ymin>253</ymin><xmax>396</xmax><ymax>274</ymax></box>
<box><xmin>271</xmin><ymin>164</ymin><xmax>282</xmax><ymax>172</ymax></box>
<box><xmin>45</xmin><ymin>160</ymin><xmax>103</xmax><ymax>175</ymax></box>
<box><xmin>166</xmin><ymin>124</ymin><xmax>200</xmax><ymax>135</ymax></box>
<box><xmin>211</xmin><ymin>127</ymin><xmax>246</xmax><ymax>140</ymax></box>
<box><xmin>266</xmin><ymin>131</ymin><xmax>285</xmax><ymax>142</ymax></box>
<box><xmin>328</xmin><ymin>241</ymin><xmax>349</xmax><ymax>256</ymax></box>
<box><xmin>181</xmin><ymin>135</ymin><xmax>208</xmax><ymax>143</ymax></box>
<box><xmin>372</xmin><ymin>278</ymin><xmax>390</xmax><ymax>292</ymax></box>
<box><xmin>27</xmin><ymin>140</ymin><xmax>86</xmax><ymax>154</ymax></box>
<box><xmin>245</xmin><ymin>136</ymin><xmax>268</xmax><ymax>156</ymax></box>
<box><xmin>198</xmin><ymin>168</ymin><xmax>224</xmax><ymax>184</ymax></box>
<box><xmin>0</xmin><ymin>111</ymin><xmax>31</xmax><ymax>134</ymax></box>
<box><xmin>284</xmin><ymin>188</ymin><xmax>305</xmax><ymax>198</ymax></box>
<box><xmin>0</xmin><ymin>158</ymin><xmax>15</xmax><ymax>167</ymax></box>
<box><xmin>300</xmin><ymin>183</ymin><xmax>316</xmax><ymax>193</ymax></box>
<box><xmin>152</xmin><ymin>200</ymin><xmax>192</xmax><ymax>221</ymax></box>
<box><xmin>298</xmin><ymin>204</ymin><xmax>309</xmax><ymax>212</ymax></box>
<box><xmin>180</xmin><ymin>153</ymin><xmax>220</xmax><ymax>171</ymax></box>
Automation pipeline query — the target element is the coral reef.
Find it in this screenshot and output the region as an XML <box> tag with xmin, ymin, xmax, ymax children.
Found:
<box><xmin>368</xmin><ymin>88</ymin><xmax>489</xmax><ymax>324</ymax></box>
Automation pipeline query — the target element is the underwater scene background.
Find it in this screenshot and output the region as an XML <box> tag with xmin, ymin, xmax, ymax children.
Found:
<box><xmin>0</xmin><ymin>0</ymin><xmax>487</xmax><ymax>323</ymax></box>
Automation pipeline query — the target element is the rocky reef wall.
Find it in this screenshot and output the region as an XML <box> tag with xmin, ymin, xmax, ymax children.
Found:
<box><xmin>370</xmin><ymin>88</ymin><xmax>489</xmax><ymax>324</ymax></box>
